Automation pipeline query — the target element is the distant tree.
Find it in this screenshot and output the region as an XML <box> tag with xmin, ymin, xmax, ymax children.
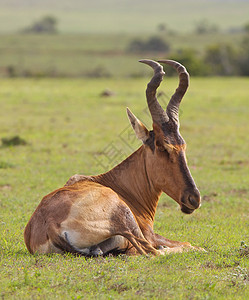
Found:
<box><xmin>244</xmin><ymin>22</ymin><xmax>249</xmax><ymax>34</ymax></box>
<box><xmin>145</xmin><ymin>36</ymin><xmax>170</xmax><ymax>52</ymax></box>
<box><xmin>157</xmin><ymin>23</ymin><xmax>176</xmax><ymax>36</ymax></box>
<box><xmin>169</xmin><ymin>49</ymin><xmax>207</xmax><ymax>76</ymax></box>
<box><xmin>157</xmin><ymin>23</ymin><xmax>167</xmax><ymax>33</ymax></box>
<box><xmin>22</xmin><ymin>16</ymin><xmax>58</xmax><ymax>34</ymax></box>
<box><xmin>195</xmin><ymin>19</ymin><xmax>219</xmax><ymax>35</ymax></box>
<box><xmin>204</xmin><ymin>44</ymin><xmax>236</xmax><ymax>75</ymax></box>
<box><xmin>128</xmin><ymin>36</ymin><xmax>170</xmax><ymax>53</ymax></box>
<box><xmin>238</xmin><ymin>35</ymin><xmax>249</xmax><ymax>75</ymax></box>
<box><xmin>86</xmin><ymin>65</ymin><xmax>111</xmax><ymax>78</ymax></box>
<box><xmin>128</xmin><ymin>39</ymin><xmax>145</xmax><ymax>53</ymax></box>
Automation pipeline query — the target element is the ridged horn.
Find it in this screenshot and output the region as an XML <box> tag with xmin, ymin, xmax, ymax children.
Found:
<box><xmin>139</xmin><ymin>59</ymin><xmax>169</xmax><ymax>125</ymax></box>
<box><xmin>158</xmin><ymin>60</ymin><xmax>189</xmax><ymax>123</ymax></box>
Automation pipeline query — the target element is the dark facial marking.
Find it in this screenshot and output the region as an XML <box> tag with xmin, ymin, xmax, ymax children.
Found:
<box><xmin>177</xmin><ymin>151</ymin><xmax>196</xmax><ymax>189</ymax></box>
<box><xmin>145</xmin><ymin>131</ymin><xmax>155</xmax><ymax>152</ymax></box>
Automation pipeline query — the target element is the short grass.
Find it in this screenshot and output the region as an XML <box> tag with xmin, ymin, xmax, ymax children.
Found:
<box><xmin>0</xmin><ymin>76</ymin><xmax>249</xmax><ymax>299</ymax></box>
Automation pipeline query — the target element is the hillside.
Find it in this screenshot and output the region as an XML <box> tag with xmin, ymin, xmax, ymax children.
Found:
<box><xmin>0</xmin><ymin>0</ymin><xmax>248</xmax><ymax>33</ymax></box>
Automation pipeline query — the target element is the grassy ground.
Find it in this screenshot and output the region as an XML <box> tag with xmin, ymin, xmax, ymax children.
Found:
<box><xmin>0</xmin><ymin>76</ymin><xmax>249</xmax><ymax>299</ymax></box>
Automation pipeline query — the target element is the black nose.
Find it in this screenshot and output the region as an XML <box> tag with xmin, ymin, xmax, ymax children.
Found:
<box><xmin>188</xmin><ymin>194</ymin><xmax>200</xmax><ymax>209</ymax></box>
<box><xmin>181</xmin><ymin>188</ymin><xmax>201</xmax><ymax>214</ymax></box>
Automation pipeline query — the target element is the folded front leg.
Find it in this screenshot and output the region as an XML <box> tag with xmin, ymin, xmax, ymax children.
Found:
<box><xmin>154</xmin><ymin>232</ymin><xmax>206</xmax><ymax>252</ymax></box>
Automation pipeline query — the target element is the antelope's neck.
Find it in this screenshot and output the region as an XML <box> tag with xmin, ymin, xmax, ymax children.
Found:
<box><xmin>93</xmin><ymin>146</ymin><xmax>161</xmax><ymax>228</ymax></box>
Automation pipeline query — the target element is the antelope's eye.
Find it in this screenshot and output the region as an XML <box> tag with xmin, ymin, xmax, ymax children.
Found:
<box><xmin>158</xmin><ymin>146</ymin><xmax>166</xmax><ymax>152</ymax></box>
<box><xmin>156</xmin><ymin>141</ymin><xmax>165</xmax><ymax>152</ymax></box>
<box><xmin>156</xmin><ymin>141</ymin><xmax>171</xmax><ymax>156</ymax></box>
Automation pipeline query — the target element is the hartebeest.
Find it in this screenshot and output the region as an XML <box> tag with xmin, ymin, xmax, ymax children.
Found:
<box><xmin>24</xmin><ymin>59</ymin><xmax>202</xmax><ymax>256</ymax></box>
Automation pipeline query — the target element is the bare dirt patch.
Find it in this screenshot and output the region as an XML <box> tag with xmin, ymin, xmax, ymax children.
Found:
<box><xmin>0</xmin><ymin>184</ymin><xmax>12</xmax><ymax>191</ymax></box>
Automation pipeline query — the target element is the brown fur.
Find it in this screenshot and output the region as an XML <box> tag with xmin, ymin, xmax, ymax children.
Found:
<box><xmin>24</xmin><ymin>59</ymin><xmax>203</xmax><ymax>256</ymax></box>
<box><xmin>25</xmin><ymin>181</ymin><xmax>164</xmax><ymax>256</ymax></box>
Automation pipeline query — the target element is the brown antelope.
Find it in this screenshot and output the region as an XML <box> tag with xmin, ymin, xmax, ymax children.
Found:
<box><xmin>24</xmin><ymin>59</ymin><xmax>202</xmax><ymax>256</ymax></box>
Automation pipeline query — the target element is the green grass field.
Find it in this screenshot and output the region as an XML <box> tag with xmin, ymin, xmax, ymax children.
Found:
<box><xmin>0</xmin><ymin>31</ymin><xmax>245</xmax><ymax>78</ymax></box>
<box><xmin>0</xmin><ymin>76</ymin><xmax>249</xmax><ymax>299</ymax></box>
<box><xmin>0</xmin><ymin>0</ymin><xmax>249</xmax><ymax>34</ymax></box>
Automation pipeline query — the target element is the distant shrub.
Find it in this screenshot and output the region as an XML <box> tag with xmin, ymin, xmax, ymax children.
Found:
<box><xmin>86</xmin><ymin>66</ymin><xmax>111</xmax><ymax>78</ymax></box>
<box><xmin>6</xmin><ymin>65</ymin><xmax>17</xmax><ymax>77</ymax></box>
<box><xmin>157</xmin><ymin>23</ymin><xmax>176</xmax><ymax>36</ymax></box>
<box><xmin>244</xmin><ymin>22</ymin><xmax>249</xmax><ymax>33</ymax></box>
<box><xmin>194</xmin><ymin>19</ymin><xmax>219</xmax><ymax>35</ymax></box>
<box><xmin>157</xmin><ymin>23</ymin><xmax>167</xmax><ymax>33</ymax></box>
<box><xmin>128</xmin><ymin>39</ymin><xmax>144</xmax><ymax>53</ymax></box>
<box><xmin>168</xmin><ymin>49</ymin><xmax>207</xmax><ymax>76</ymax></box>
<box><xmin>237</xmin><ymin>35</ymin><xmax>249</xmax><ymax>75</ymax></box>
<box><xmin>146</xmin><ymin>36</ymin><xmax>170</xmax><ymax>52</ymax></box>
<box><xmin>204</xmin><ymin>44</ymin><xmax>237</xmax><ymax>76</ymax></box>
<box><xmin>128</xmin><ymin>36</ymin><xmax>170</xmax><ymax>53</ymax></box>
<box><xmin>22</xmin><ymin>16</ymin><xmax>58</xmax><ymax>34</ymax></box>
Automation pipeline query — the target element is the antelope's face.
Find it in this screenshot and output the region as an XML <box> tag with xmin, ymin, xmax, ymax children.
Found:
<box><xmin>127</xmin><ymin>59</ymin><xmax>201</xmax><ymax>214</ymax></box>
<box><xmin>147</xmin><ymin>122</ymin><xmax>201</xmax><ymax>214</ymax></box>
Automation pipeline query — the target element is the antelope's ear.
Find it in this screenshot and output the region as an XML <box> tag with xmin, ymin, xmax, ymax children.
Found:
<box><xmin>126</xmin><ymin>108</ymin><xmax>150</xmax><ymax>143</ymax></box>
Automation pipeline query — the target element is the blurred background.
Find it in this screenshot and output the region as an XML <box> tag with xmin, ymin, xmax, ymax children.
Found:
<box><xmin>0</xmin><ymin>0</ymin><xmax>249</xmax><ymax>78</ymax></box>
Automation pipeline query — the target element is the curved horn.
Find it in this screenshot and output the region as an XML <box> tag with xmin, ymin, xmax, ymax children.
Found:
<box><xmin>158</xmin><ymin>60</ymin><xmax>189</xmax><ymax>123</ymax></box>
<box><xmin>139</xmin><ymin>59</ymin><xmax>169</xmax><ymax>125</ymax></box>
